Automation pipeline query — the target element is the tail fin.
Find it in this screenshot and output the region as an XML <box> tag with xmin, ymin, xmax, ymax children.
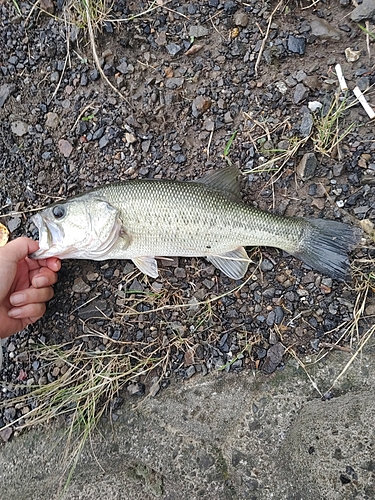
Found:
<box><xmin>292</xmin><ymin>219</ymin><xmax>361</xmax><ymax>281</ymax></box>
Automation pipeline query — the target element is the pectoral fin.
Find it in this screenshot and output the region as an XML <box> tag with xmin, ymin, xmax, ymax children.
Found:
<box><xmin>206</xmin><ymin>247</ymin><xmax>250</xmax><ymax>280</ymax></box>
<box><xmin>133</xmin><ymin>256</ymin><xmax>159</xmax><ymax>278</ymax></box>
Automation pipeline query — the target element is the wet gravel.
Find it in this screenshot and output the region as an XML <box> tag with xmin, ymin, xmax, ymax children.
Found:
<box><xmin>0</xmin><ymin>0</ymin><xmax>374</xmax><ymax>436</ymax></box>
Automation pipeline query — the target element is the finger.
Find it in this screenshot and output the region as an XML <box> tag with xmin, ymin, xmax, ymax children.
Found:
<box><xmin>8</xmin><ymin>302</ymin><xmax>47</xmax><ymax>321</ymax></box>
<box><xmin>27</xmin><ymin>256</ymin><xmax>61</xmax><ymax>272</ymax></box>
<box><xmin>47</xmin><ymin>257</ymin><xmax>61</xmax><ymax>272</ymax></box>
<box><xmin>30</xmin><ymin>268</ymin><xmax>59</xmax><ymax>288</ymax></box>
<box><xmin>0</xmin><ymin>237</ymin><xmax>39</xmax><ymax>263</ymax></box>
<box><xmin>10</xmin><ymin>286</ymin><xmax>55</xmax><ymax>308</ymax></box>
<box><xmin>27</xmin><ymin>258</ymin><xmax>61</xmax><ymax>281</ymax></box>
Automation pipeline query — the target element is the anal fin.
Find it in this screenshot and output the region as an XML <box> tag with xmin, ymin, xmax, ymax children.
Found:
<box><xmin>206</xmin><ymin>247</ymin><xmax>250</xmax><ymax>280</ymax></box>
<box><xmin>133</xmin><ymin>256</ymin><xmax>159</xmax><ymax>278</ymax></box>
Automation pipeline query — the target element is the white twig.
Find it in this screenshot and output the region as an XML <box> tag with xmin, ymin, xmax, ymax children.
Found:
<box><xmin>335</xmin><ymin>64</ymin><xmax>348</xmax><ymax>92</ymax></box>
<box><xmin>353</xmin><ymin>86</ymin><xmax>375</xmax><ymax>119</ymax></box>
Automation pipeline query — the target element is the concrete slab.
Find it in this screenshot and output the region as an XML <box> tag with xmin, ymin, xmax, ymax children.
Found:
<box><xmin>1</xmin><ymin>345</ymin><xmax>374</xmax><ymax>500</ymax></box>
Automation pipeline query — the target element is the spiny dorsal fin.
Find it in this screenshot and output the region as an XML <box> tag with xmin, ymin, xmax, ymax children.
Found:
<box><xmin>197</xmin><ymin>166</ymin><xmax>242</xmax><ymax>202</ymax></box>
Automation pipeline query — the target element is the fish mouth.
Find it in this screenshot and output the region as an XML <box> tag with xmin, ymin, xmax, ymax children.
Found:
<box><xmin>30</xmin><ymin>213</ymin><xmax>66</xmax><ymax>259</ymax></box>
<box><xmin>30</xmin><ymin>211</ymin><xmax>124</xmax><ymax>260</ymax></box>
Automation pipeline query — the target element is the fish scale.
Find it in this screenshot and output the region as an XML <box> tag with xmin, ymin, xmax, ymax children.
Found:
<box><xmin>94</xmin><ymin>179</ymin><xmax>302</xmax><ymax>258</ymax></box>
<box><xmin>31</xmin><ymin>166</ymin><xmax>361</xmax><ymax>281</ymax></box>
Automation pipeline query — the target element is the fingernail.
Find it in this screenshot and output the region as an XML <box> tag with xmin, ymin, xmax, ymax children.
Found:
<box><xmin>33</xmin><ymin>276</ymin><xmax>48</xmax><ymax>288</ymax></box>
<box><xmin>8</xmin><ymin>308</ymin><xmax>22</xmax><ymax>318</ymax></box>
<box><xmin>10</xmin><ymin>293</ymin><xmax>26</xmax><ymax>306</ymax></box>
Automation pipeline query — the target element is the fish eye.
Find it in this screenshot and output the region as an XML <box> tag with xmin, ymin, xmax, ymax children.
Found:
<box><xmin>52</xmin><ymin>205</ymin><xmax>66</xmax><ymax>219</ymax></box>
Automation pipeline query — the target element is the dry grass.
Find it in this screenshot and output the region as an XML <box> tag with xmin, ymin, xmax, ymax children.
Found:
<box><xmin>241</xmin><ymin>86</ymin><xmax>375</xmax><ymax>397</ymax></box>
<box><xmin>285</xmin><ymin>256</ymin><xmax>375</xmax><ymax>398</ymax></box>
<box><xmin>0</xmin><ymin>256</ymin><xmax>262</xmax><ymax>489</ymax></box>
<box><xmin>0</xmin><ymin>330</ymin><xmax>187</xmax><ymax>492</ymax></box>
<box><xmin>312</xmin><ymin>92</ymin><xmax>355</xmax><ymax>158</ymax></box>
<box><xmin>242</xmin><ymin>90</ymin><xmax>357</xmax><ymax>182</ymax></box>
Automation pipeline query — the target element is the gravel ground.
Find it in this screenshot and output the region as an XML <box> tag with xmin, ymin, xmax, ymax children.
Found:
<box><xmin>0</xmin><ymin>0</ymin><xmax>374</xmax><ymax>439</ymax></box>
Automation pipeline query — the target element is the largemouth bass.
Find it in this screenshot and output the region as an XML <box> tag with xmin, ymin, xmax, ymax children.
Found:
<box><xmin>30</xmin><ymin>166</ymin><xmax>360</xmax><ymax>281</ymax></box>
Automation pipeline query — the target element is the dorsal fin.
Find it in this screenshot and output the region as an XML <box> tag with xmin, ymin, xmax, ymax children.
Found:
<box><xmin>197</xmin><ymin>166</ymin><xmax>242</xmax><ymax>202</ymax></box>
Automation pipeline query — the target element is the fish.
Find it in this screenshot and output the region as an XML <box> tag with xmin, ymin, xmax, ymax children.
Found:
<box><xmin>30</xmin><ymin>166</ymin><xmax>361</xmax><ymax>281</ymax></box>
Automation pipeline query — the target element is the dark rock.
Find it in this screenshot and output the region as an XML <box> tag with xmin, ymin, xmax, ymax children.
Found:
<box><xmin>297</xmin><ymin>152</ymin><xmax>317</xmax><ymax>180</ymax></box>
<box><xmin>166</xmin><ymin>43</ymin><xmax>182</xmax><ymax>56</ymax></box>
<box><xmin>333</xmin><ymin>163</ymin><xmax>344</xmax><ymax>177</ymax></box>
<box><xmin>103</xmin><ymin>21</ymin><xmax>113</xmax><ymax>33</ymax></box>
<box><xmin>254</xmin><ymin>347</ymin><xmax>267</xmax><ymax>360</ymax></box>
<box><xmin>80</xmin><ymin>73</ymin><xmax>88</xmax><ymax>86</ymax></box>
<box><xmin>175</xmin><ymin>154</ymin><xmax>186</xmax><ymax>164</ymax></box>
<box><xmin>187</xmin><ymin>4</ymin><xmax>197</xmax><ymax>14</ymax></box>
<box><xmin>99</xmin><ymin>135</ymin><xmax>109</xmax><ymax>148</ymax></box>
<box><xmin>308</xmin><ymin>183</ymin><xmax>317</xmax><ymax>196</ymax></box>
<box><xmin>288</xmin><ymin>35</ymin><xmax>306</xmax><ymax>55</ymax></box>
<box><xmin>356</xmin><ymin>76</ymin><xmax>370</xmax><ymax>92</ymax></box>
<box><xmin>129</xmin><ymin>279</ymin><xmax>144</xmax><ymax>292</ymax></box>
<box><xmin>185</xmin><ymin>365</ymin><xmax>196</xmax><ymax>378</ymax></box>
<box><xmin>90</xmin><ymin>68</ymin><xmax>100</xmax><ymax>81</ymax></box>
<box><xmin>293</xmin><ymin>83</ymin><xmax>308</xmax><ymax>104</ymax></box>
<box><xmin>295</xmin><ymin>70</ymin><xmax>307</xmax><ymax>82</ymax></box>
<box><xmin>262</xmin><ymin>342</ymin><xmax>285</xmax><ymax>374</ymax></box>
<box><xmin>339</xmin><ymin>24</ymin><xmax>351</xmax><ymax>32</ymax></box>
<box><xmin>300</xmin><ymin>112</ymin><xmax>313</xmax><ymax>137</ymax></box>
<box><xmin>116</xmin><ymin>60</ymin><xmax>128</xmax><ymax>74</ymax></box>
<box><xmin>165</xmin><ymin>77</ymin><xmax>184</xmax><ymax>89</ymax></box>
<box><xmin>92</xmin><ymin>127</ymin><xmax>105</xmax><ymax>140</ymax></box>
<box><xmin>8</xmin><ymin>55</ymin><xmax>18</xmax><ymax>65</ymax></box>
<box><xmin>189</xmin><ymin>26</ymin><xmax>209</xmax><ymax>38</ymax></box>
<box><xmin>266</xmin><ymin>310</ymin><xmax>276</xmax><ymax>326</ymax></box>
<box><xmin>351</xmin><ymin>0</ymin><xmax>375</xmax><ymax>21</ymax></box>
<box><xmin>50</xmin><ymin>71</ymin><xmax>60</xmax><ymax>82</ymax></box>
<box><xmin>223</xmin><ymin>1</ymin><xmax>237</xmax><ymax>14</ymax></box>
<box><xmin>263</xmin><ymin>287</ymin><xmax>275</xmax><ymax>298</ymax></box>
<box><xmin>261</xmin><ymin>259</ymin><xmax>274</xmax><ymax>272</ymax></box>
<box><xmin>274</xmin><ymin>306</ymin><xmax>284</xmax><ymax>325</ymax></box>
<box><xmin>174</xmin><ymin>267</ymin><xmax>186</xmax><ymax>278</ymax></box>
<box><xmin>78</xmin><ymin>300</ymin><xmax>112</xmax><ymax>320</ymax></box>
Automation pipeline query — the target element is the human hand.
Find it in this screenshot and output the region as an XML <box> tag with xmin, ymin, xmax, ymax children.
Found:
<box><xmin>0</xmin><ymin>237</ymin><xmax>61</xmax><ymax>339</ymax></box>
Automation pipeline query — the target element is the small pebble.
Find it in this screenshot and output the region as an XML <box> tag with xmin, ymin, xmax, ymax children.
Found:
<box><xmin>72</xmin><ymin>277</ymin><xmax>91</xmax><ymax>293</ymax></box>
<box><xmin>58</xmin><ymin>139</ymin><xmax>73</xmax><ymax>158</ymax></box>
<box><xmin>11</xmin><ymin>121</ymin><xmax>28</xmax><ymax>136</ymax></box>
